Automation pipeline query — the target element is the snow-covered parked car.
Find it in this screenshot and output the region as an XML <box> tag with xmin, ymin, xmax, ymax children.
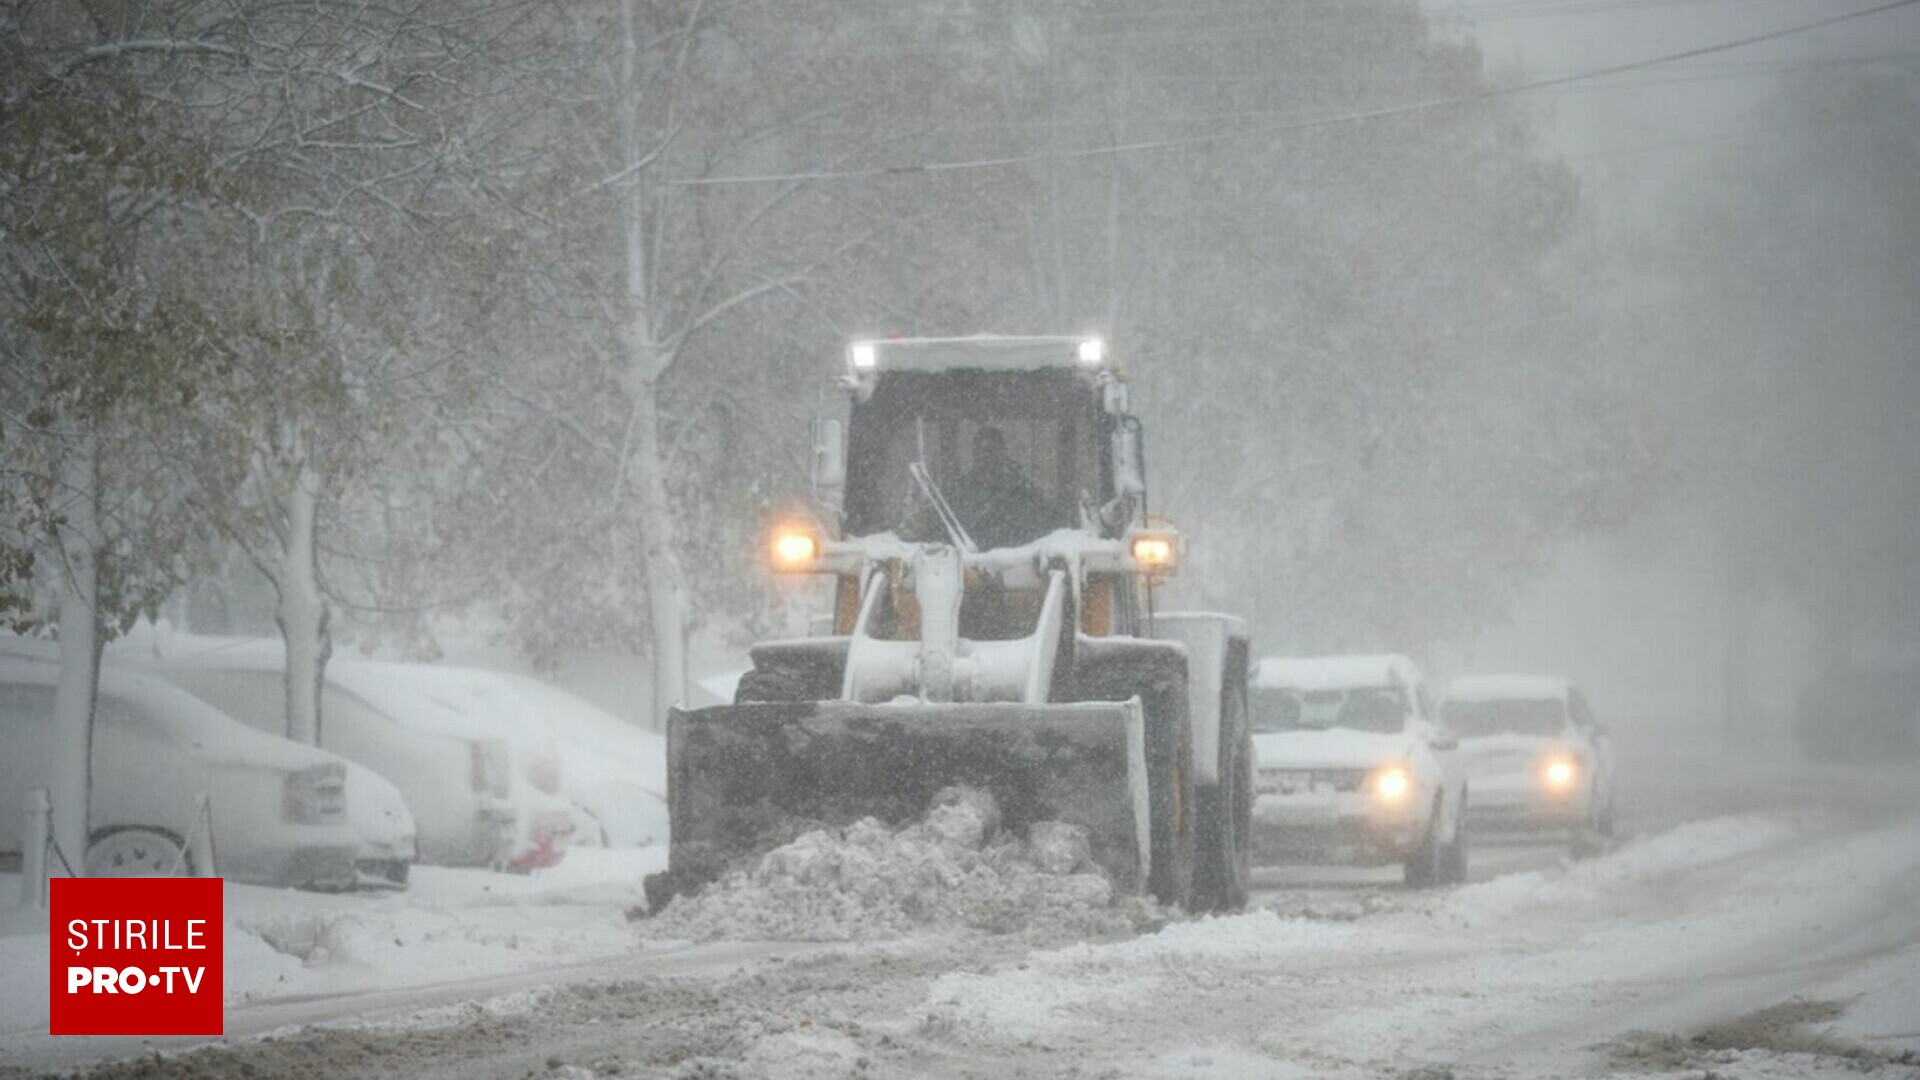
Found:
<box><xmin>484</xmin><ymin>672</ymin><xmax>667</xmax><ymax>848</ymax></box>
<box><xmin>148</xmin><ymin>644</ymin><xmax>575</xmax><ymax>871</ymax></box>
<box><xmin>0</xmin><ymin>648</ymin><xmax>416</xmax><ymax>888</ymax></box>
<box><xmin>1443</xmin><ymin>674</ymin><xmax>1616</xmax><ymax>842</ymax></box>
<box><xmin>1249</xmin><ymin>654</ymin><xmax>1469</xmax><ymax>886</ymax></box>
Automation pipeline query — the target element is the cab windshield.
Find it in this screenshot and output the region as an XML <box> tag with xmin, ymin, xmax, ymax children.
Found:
<box><xmin>1443</xmin><ymin>698</ymin><xmax>1567</xmax><ymax>737</ymax></box>
<box><xmin>1250</xmin><ymin>685</ymin><xmax>1408</xmax><ymax>734</ymax></box>
<box><xmin>841</xmin><ymin>371</ymin><xmax>1102</xmax><ymax>549</ymax></box>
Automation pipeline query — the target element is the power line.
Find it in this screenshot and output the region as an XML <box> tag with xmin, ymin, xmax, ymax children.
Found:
<box><xmin>669</xmin><ymin>0</ymin><xmax>1920</xmax><ymax>186</ymax></box>
<box><xmin>1444</xmin><ymin>0</ymin><xmax>1793</xmax><ymax>20</ymax></box>
<box><xmin>654</xmin><ymin>53</ymin><xmax>1918</xmax><ymax>157</ymax></box>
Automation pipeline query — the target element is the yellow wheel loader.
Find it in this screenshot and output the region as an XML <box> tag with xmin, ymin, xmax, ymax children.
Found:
<box><xmin>649</xmin><ymin>336</ymin><xmax>1252</xmax><ymax>913</ymax></box>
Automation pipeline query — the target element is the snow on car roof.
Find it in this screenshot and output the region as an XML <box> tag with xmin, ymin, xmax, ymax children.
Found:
<box><xmin>134</xmin><ymin>632</ymin><xmax>288</xmax><ymax>670</ymax></box>
<box><xmin>141</xmin><ymin>635</ymin><xmax>528</xmax><ymax>741</ymax></box>
<box><xmin>1252</xmin><ymin>654</ymin><xmax>1421</xmax><ymax>691</ymax></box>
<box><xmin>0</xmin><ymin>653</ymin><xmax>350</xmax><ymax>773</ymax></box>
<box><xmin>325</xmin><ymin>661</ymin><xmax>539</xmax><ymax>742</ymax></box>
<box><xmin>491</xmin><ymin>672</ymin><xmax>665</xmax><ymax>796</ymax></box>
<box><xmin>123</xmin><ymin>630</ymin><xmax>642</xmax><ymax>771</ymax></box>
<box><xmin>1444</xmin><ymin>673</ymin><xmax>1571</xmax><ymax>703</ymax></box>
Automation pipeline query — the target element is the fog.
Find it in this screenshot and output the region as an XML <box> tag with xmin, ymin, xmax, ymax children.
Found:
<box><xmin>3</xmin><ymin>0</ymin><xmax>1919</xmax><ymax>1074</ymax></box>
<box><xmin>1424</xmin><ymin>0</ymin><xmax>1920</xmax><ymax>740</ymax></box>
<box><xmin>8</xmin><ymin>1</ymin><xmax>1913</xmax><ymax>732</ymax></box>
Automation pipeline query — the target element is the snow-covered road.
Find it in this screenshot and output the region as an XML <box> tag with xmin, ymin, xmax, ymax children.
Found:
<box><xmin>5</xmin><ymin>737</ymin><xmax>1917</xmax><ymax>1079</ymax></box>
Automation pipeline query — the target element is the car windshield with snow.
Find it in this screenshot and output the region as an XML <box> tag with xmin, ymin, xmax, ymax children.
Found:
<box><xmin>1251</xmin><ymin>684</ymin><xmax>1409</xmax><ymax>734</ymax></box>
<box><xmin>1443</xmin><ymin>696</ymin><xmax>1567</xmax><ymax>738</ymax></box>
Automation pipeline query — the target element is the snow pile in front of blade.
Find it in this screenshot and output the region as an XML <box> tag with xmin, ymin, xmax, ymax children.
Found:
<box><xmin>643</xmin><ymin>787</ymin><xmax>1157</xmax><ymax>941</ymax></box>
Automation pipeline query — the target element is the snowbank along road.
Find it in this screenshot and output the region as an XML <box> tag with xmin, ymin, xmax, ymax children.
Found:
<box><xmin>3</xmin><ymin>736</ymin><xmax>1918</xmax><ymax>1080</ymax></box>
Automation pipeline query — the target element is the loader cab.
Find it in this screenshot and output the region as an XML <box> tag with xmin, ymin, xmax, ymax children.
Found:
<box><xmin>840</xmin><ymin>368</ymin><xmax>1116</xmax><ymax>549</ymax></box>
<box><xmin>801</xmin><ymin>336</ymin><xmax>1149</xmax><ymax>642</ymax></box>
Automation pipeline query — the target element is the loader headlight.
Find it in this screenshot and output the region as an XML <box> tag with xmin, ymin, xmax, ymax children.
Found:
<box><xmin>849</xmin><ymin>341</ymin><xmax>878</xmax><ymax>370</ymax></box>
<box><xmin>771</xmin><ymin>525</ymin><xmax>820</xmax><ymax>571</ymax></box>
<box><xmin>1132</xmin><ymin>536</ymin><xmax>1172</xmax><ymax>565</ymax></box>
<box><xmin>1370</xmin><ymin>765</ymin><xmax>1412</xmax><ymax>802</ymax></box>
<box><xmin>1077</xmin><ymin>337</ymin><xmax>1106</xmax><ymax>365</ymax></box>
<box><xmin>1541</xmin><ymin>755</ymin><xmax>1579</xmax><ymax>789</ymax></box>
<box><xmin>1129</xmin><ymin>529</ymin><xmax>1179</xmax><ymax>573</ymax></box>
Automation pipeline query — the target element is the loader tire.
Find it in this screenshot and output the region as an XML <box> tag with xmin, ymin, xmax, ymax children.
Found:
<box><xmin>1194</xmin><ymin>728</ymin><xmax>1253</xmax><ymax>913</ymax></box>
<box><xmin>1142</xmin><ymin>665</ymin><xmax>1196</xmax><ymax>910</ymax></box>
<box><xmin>1192</xmin><ymin>648</ymin><xmax>1253</xmax><ymax>914</ymax></box>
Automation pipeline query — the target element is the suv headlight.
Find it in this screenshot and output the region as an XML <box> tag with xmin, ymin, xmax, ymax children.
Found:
<box><xmin>1540</xmin><ymin>755</ymin><xmax>1581</xmax><ymax>789</ymax></box>
<box><xmin>1370</xmin><ymin>765</ymin><xmax>1412</xmax><ymax>801</ymax></box>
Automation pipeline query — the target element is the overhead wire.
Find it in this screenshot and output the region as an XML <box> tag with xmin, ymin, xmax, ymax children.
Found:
<box><xmin>668</xmin><ymin>0</ymin><xmax>1920</xmax><ymax>186</ymax></box>
<box><xmin>658</xmin><ymin>52</ymin><xmax>1919</xmax><ymax>155</ymax></box>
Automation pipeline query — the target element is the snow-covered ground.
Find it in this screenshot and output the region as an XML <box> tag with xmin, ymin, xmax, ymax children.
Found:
<box><xmin>1</xmin><ymin>847</ymin><xmax>664</xmax><ymax>1041</ymax></box>
<box><xmin>4</xmin><ymin>737</ymin><xmax>1918</xmax><ymax>1079</ymax></box>
<box><xmin>923</xmin><ymin>809</ymin><xmax>1920</xmax><ymax>1074</ymax></box>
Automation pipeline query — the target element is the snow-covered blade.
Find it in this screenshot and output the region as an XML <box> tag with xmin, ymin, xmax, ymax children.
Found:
<box><xmin>656</xmin><ymin>700</ymin><xmax>1149</xmax><ymax>904</ymax></box>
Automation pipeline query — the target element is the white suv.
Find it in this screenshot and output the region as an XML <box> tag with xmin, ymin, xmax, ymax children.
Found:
<box><xmin>1443</xmin><ymin>674</ymin><xmax>1616</xmax><ymax>846</ymax></box>
<box><xmin>1250</xmin><ymin>654</ymin><xmax>1469</xmax><ymax>886</ymax></box>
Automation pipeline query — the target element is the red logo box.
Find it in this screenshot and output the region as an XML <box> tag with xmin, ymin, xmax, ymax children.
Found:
<box><xmin>50</xmin><ymin>877</ymin><xmax>224</xmax><ymax>1035</ymax></box>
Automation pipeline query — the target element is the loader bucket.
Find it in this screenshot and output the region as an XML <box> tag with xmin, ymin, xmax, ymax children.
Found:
<box><xmin>656</xmin><ymin>700</ymin><xmax>1149</xmax><ymax>900</ymax></box>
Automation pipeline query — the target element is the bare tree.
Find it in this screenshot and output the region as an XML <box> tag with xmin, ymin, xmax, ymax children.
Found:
<box><xmin>154</xmin><ymin>0</ymin><xmax>541</xmax><ymax>743</ymax></box>
<box><xmin>1</xmin><ymin>0</ymin><xmax>232</xmax><ymax>865</ymax></box>
<box><xmin>454</xmin><ymin>1</ymin><xmax>899</xmax><ymax>725</ymax></box>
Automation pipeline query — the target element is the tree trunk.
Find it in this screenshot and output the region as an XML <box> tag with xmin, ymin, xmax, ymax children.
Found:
<box><xmin>621</xmin><ymin>0</ymin><xmax>687</xmax><ymax>730</ymax></box>
<box><xmin>51</xmin><ymin>431</ymin><xmax>100</xmax><ymax>874</ymax></box>
<box><xmin>276</xmin><ymin>453</ymin><xmax>331</xmax><ymax>745</ymax></box>
<box><xmin>633</xmin><ymin>379</ymin><xmax>687</xmax><ymax>729</ymax></box>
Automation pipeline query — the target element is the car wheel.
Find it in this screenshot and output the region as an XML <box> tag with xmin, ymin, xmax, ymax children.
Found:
<box><xmin>86</xmin><ymin>827</ymin><xmax>191</xmax><ymax>878</ymax></box>
<box><xmin>1570</xmin><ymin>783</ymin><xmax>1616</xmax><ymax>858</ymax></box>
<box><xmin>1403</xmin><ymin>800</ymin><xmax>1444</xmax><ymax>888</ymax></box>
<box><xmin>1194</xmin><ymin>731</ymin><xmax>1254</xmax><ymax>913</ymax></box>
<box><xmin>1441</xmin><ymin>793</ymin><xmax>1470</xmax><ymax>885</ymax></box>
